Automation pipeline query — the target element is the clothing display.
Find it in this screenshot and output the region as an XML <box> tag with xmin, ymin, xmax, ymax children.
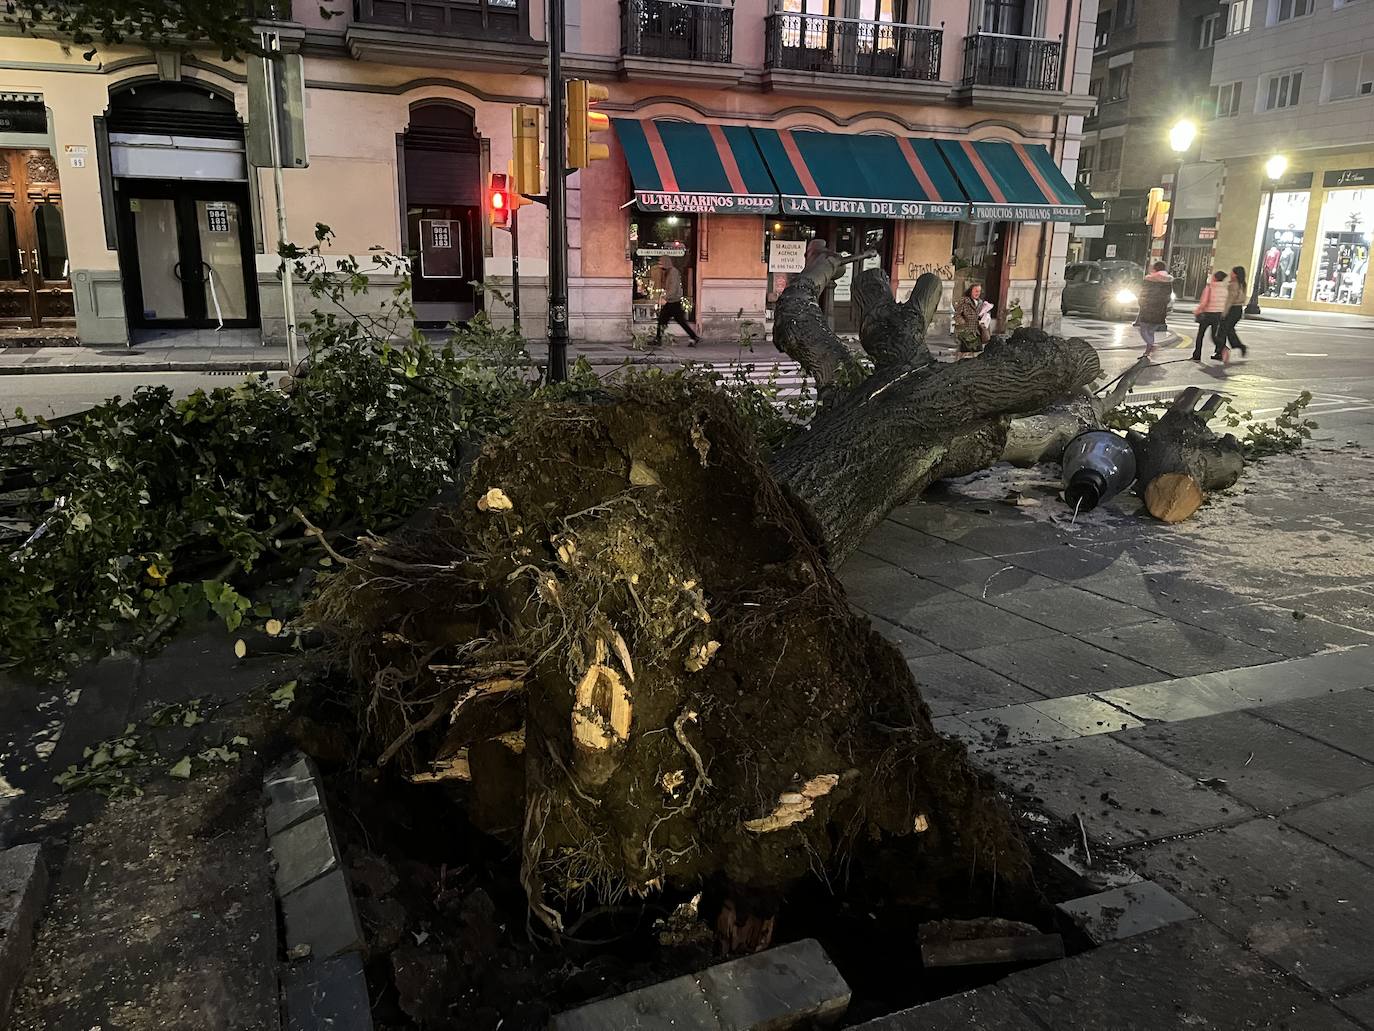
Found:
<box><xmin>1259</xmin><ymin>232</ymin><xmax>1303</xmax><ymax>299</ymax></box>
<box><xmin>1311</xmin><ymin>232</ymin><xmax>1368</xmax><ymax>306</ymax></box>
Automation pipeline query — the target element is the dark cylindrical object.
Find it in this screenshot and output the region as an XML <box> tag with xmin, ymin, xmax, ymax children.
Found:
<box><xmin>1061</xmin><ymin>429</ymin><xmax>1137</xmax><ymax>512</ymax></box>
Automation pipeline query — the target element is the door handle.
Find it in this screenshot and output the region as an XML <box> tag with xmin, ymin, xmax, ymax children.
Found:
<box><xmin>173</xmin><ymin>261</ymin><xmax>184</xmax><ymax>282</ymax></box>
<box><xmin>30</xmin><ymin>249</ymin><xmax>40</xmax><ymax>280</ymax></box>
<box><xmin>17</xmin><ymin>249</ymin><xmax>28</xmax><ymax>276</ymax></box>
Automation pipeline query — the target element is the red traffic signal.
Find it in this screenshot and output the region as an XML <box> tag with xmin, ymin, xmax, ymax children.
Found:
<box><xmin>488</xmin><ymin>172</ymin><xmax>511</xmax><ymax>227</ymax></box>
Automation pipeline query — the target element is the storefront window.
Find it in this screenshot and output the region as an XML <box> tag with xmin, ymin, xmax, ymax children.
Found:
<box><xmin>765</xmin><ymin>219</ymin><xmax>820</xmax><ymax>308</ymax></box>
<box><xmin>953</xmin><ymin>221</ymin><xmax>1000</xmax><ymax>300</ymax></box>
<box><xmin>1255</xmin><ymin>191</ymin><xmax>1308</xmax><ymax>299</ymax></box>
<box><xmin>631</xmin><ymin>214</ymin><xmax>696</xmax><ymax>324</ymax></box>
<box><xmin>1310</xmin><ymin>189</ymin><xmax>1371</xmax><ymax>306</ymax></box>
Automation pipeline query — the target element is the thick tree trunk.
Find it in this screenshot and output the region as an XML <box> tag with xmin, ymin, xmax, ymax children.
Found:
<box><xmin>1000</xmin><ymin>355</ymin><xmax>1152</xmax><ymax>467</ymax></box>
<box><xmin>1130</xmin><ymin>387</ymin><xmax>1245</xmax><ymax>523</ymax></box>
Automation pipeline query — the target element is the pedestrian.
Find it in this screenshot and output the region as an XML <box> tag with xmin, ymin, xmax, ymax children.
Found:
<box><xmin>654</xmin><ymin>256</ymin><xmax>699</xmax><ymax>348</ymax></box>
<box><xmin>1219</xmin><ymin>266</ymin><xmax>1249</xmax><ymax>358</ymax></box>
<box><xmin>1191</xmin><ymin>270</ymin><xmax>1228</xmax><ymax>362</ymax></box>
<box><xmin>1134</xmin><ymin>260</ymin><xmax>1174</xmax><ymax>357</ymax></box>
<box><xmin>953</xmin><ymin>283</ymin><xmax>991</xmax><ymax>356</ymax></box>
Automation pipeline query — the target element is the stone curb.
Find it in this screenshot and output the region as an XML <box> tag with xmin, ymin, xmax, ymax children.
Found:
<box><xmin>263</xmin><ymin>751</ymin><xmax>372</xmax><ymax>1031</ymax></box>
<box><xmin>0</xmin><ymin>361</ymin><xmax>290</xmax><ymax>376</ymax></box>
<box><xmin>0</xmin><ymin>843</ymin><xmax>48</xmax><ymax>1026</ymax></box>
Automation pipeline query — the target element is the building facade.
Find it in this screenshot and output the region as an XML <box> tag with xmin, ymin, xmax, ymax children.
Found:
<box><xmin>1203</xmin><ymin>0</ymin><xmax>1374</xmax><ymax>316</ymax></box>
<box><xmin>1073</xmin><ymin>0</ymin><xmax>1219</xmax><ymax>281</ymax></box>
<box><xmin>0</xmin><ymin>0</ymin><xmax>1097</xmax><ymax>346</ymax></box>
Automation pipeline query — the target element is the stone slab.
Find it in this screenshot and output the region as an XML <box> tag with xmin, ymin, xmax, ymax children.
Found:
<box><xmin>282</xmin><ymin>868</ymin><xmax>364</xmax><ymax>961</ymax></box>
<box><xmin>264</xmin><ymin>752</ymin><xmax>323</xmax><ymax>836</ymax></box>
<box><xmin>1193</xmin><ymin>602</ymin><xmax>1374</xmax><ymax>658</ymax></box>
<box><xmin>1117</xmin><ymin>710</ymin><xmax>1374</xmax><ymax>812</ymax></box>
<box><xmin>860</xmin><ymin>523</ymin><xmax>987</xmax><ymax>576</ymax></box>
<box><xmin>552</xmin><ymin>972</ymin><xmax>716</xmax><ymax>1031</ymax></box>
<box><xmin>840</xmin><ymin>554</ymin><xmax>956</xmax><ymax>619</ymax></box>
<box><xmin>974</xmin><ymin>735</ymin><xmax>1250</xmax><ymax>849</ymax></box>
<box><xmin>848</xmin><ymin>985</ymin><xmax>1041</xmax><ymax>1030</ymax></box>
<box><xmin>1056</xmin><ymin>880</ymin><xmax>1198</xmax><ymax>944</ymax></box>
<box><xmin>1028</xmin><ymin>696</ymin><xmax>1142</xmax><ymax>737</ymax></box>
<box><xmin>1282</xmin><ymin>786</ymin><xmax>1374</xmax><ymax>866</ymax></box>
<box><xmin>270</xmin><ymin>812</ymin><xmax>337</xmax><ymax>897</ymax></box>
<box><xmin>1000</xmin><ymin>920</ymin><xmax>1353</xmax><ymax>1031</ymax></box>
<box><xmin>991</xmin><ymin>584</ymin><xmax>1158</xmax><ymax>634</ymax></box>
<box><xmin>1256</xmin><ymin>685</ymin><xmax>1374</xmax><ymax>761</ymax></box>
<box><xmin>1004</xmin><ymin>544</ymin><xmax>1137</xmax><ymax>583</ymax></box>
<box><xmin>1334</xmin><ymin>985</ymin><xmax>1374</xmax><ymax>1027</ymax></box>
<box><xmin>866</xmin><ymin>617</ymin><xmax>945</xmax><ymax>661</ymax></box>
<box><xmin>1135</xmin><ymin>818</ymin><xmax>1374</xmax><ymax>994</ymax></box>
<box><xmin>907</xmin><ymin>652</ymin><xmax>1044</xmax><ymax>717</ymax></box>
<box><xmin>697</xmin><ymin>938</ymin><xmax>850</xmax><ymax>1030</ymax></box>
<box><xmin>285</xmin><ymin>951</ymin><xmax>373</xmax><ymax>1031</ymax></box>
<box><xmin>944</xmin><ymin>564</ymin><xmax>1063</xmax><ymax>601</ymax></box>
<box><xmin>1079</xmin><ymin>619</ymin><xmax>1278</xmax><ymax>678</ymax></box>
<box><xmin>893</xmin><ymin>599</ymin><xmax>1053</xmax><ymax>653</ymax></box>
<box><xmin>0</xmin><ymin>844</ymin><xmax>46</xmax><ymax>1026</ymax></box>
<box><xmin>945</xmin><ymin>706</ymin><xmax>1074</xmax><ymax>751</ymax></box>
<box><xmin>1097</xmin><ymin>675</ymin><xmax>1258</xmax><ymax>724</ymax></box>
<box><xmin>961</xmin><ymin>634</ymin><xmax>1165</xmax><ymax>698</ymax></box>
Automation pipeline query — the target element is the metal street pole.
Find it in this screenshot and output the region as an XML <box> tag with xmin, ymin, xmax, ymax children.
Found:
<box><xmin>545</xmin><ymin>0</ymin><xmax>569</xmax><ymax>383</ymax></box>
<box><xmin>261</xmin><ymin>30</ymin><xmax>299</xmax><ymax>369</ymax></box>
<box><xmin>510</xmin><ymin>205</ymin><xmax>522</xmax><ymax>337</ymax></box>
<box><xmin>1245</xmin><ymin>186</ymin><xmax>1275</xmax><ymax>315</ymax></box>
<box><xmin>1161</xmin><ymin>157</ymin><xmax>1184</xmax><ymax>276</ymax></box>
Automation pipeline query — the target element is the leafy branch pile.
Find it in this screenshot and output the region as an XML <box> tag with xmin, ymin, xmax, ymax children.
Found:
<box><xmin>1102</xmin><ymin>389</ymin><xmax>1317</xmax><ymax>460</ymax></box>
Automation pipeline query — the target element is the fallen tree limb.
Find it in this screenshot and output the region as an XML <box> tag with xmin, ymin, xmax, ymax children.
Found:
<box><xmin>1129</xmin><ymin>387</ymin><xmax>1244</xmax><ymax>523</ymax></box>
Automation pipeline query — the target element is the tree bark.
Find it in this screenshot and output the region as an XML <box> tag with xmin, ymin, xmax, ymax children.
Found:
<box><xmin>1130</xmin><ymin>387</ymin><xmax>1244</xmax><ymax>523</ymax></box>
<box><xmin>1000</xmin><ymin>355</ymin><xmax>1152</xmax><ymax>467</ymax></box>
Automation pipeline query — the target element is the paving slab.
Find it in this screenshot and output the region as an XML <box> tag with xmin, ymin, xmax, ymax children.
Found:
<box><xmin>849</xmin><ymin>985</ymin><xmax>1041</xmax><ymax>1030</ymax></box>
<box><xmin>263</xmin><ymin>753</ymin><xmax>323</xmax><ymax>836</ymax></box>
<box><xmin>866</xmin><ymin>617</ymin><xmax>945</xmax><ymax>661</ymax></box>
<box><xmin>944</xmin><ymin>565</ymin><xmax>1063</xmax><ymax>600</ymax></box>
<box><xmin>929</xmin><ymin>519</ymin><xmax>1078</xmax><ymax>557</ymax></box>
<box><xmin>1056</xmin><ymin>880</ymin><xmax>1198</xmax><ymax>944</ymax></box>
<box><xmin>1255</xmin><ymin>687</ymin><xmax>1374</xmax><ymax>761</ymax></box>
<box><xmin>1191</xmin><ymin>602</ymin><xmax>1374</xmax><ymax>658</ymax></box>
<box><xmin>1028</xmin><ymin>695</ymin><xmax>1142</xmax><ymax>737</ymax></box>
<box><xmin>1281</xmin><ymin>786</ymin><xmax>1374</xmax><ymax>867</ymax></box>
<box><xmin>1134</xmin><ymin>818</ymin><xmax>1374</xmax><ymax>994</ymax></box>
<box><xmin>891</xmin><ymin>598</ymin><xmax>1054</xmax><ymax>652</ymax></box>
<box><xmin>907</xmin><ymin>652</ymin><xmax>1044</xmax><ymax>716</ymax></box>
<box><xmin>1116</xmin><ymin>710</ymin><xmax>1374</xmax><ymax>812</ymax></box>
<box><xmin>270</xmin><ymin>812</ymin><xmax>338</xmax><ymax>897</ymax></box>
<box><xmin>697</xmin><ymin>938</ymin><xmax>851</xmax><ymax>1030</ymax></box>
<box><xmin>282</xmin><ymin>868</ymin><xmax>364</xmax><ymax>961</ymax></box>
<box><xmin>860</xmin><ymin>522</ymin><xmax>987</xmax><ymax>575</ymax></box>
<box><xmin>839</xmin><ymin>554</ymin><xmax>956</xmax><ymax>618</ymax></box>
<box><xmin>1004</xmin><ymin>544</ymin><xmax>1128</xmax><ymax>582</ymax></box>
<box><xmin>0</xmin><ymin>844</ymin><xmax>46</xmax><ymax>1026</ymax></box>
<box><xmin>1002</xmin><ymin>920</ymin><xmax>1357</xmax><ymax>1031</ymax></box>
<box><xmin>1079</xmin><ymin>619</ymin><xmax>1278</xmax><ymax>678</ymax></box>
<box><xmin>974</xmin><ymin>735</ymin><xmax>1250</xmax><ymax>848</ymax></box>
<box><xmin>1098</xmin><ymin>674</ymin><xmax>1262</xmax><ymax>723</ymax></box>
<box><xmin>947</xmin><ymin>706</ymin><xmax>1076</xmax><ymax>751</ymax></box>
<box><xmin>960</xmin><ymin>634</ymin><xmax>1165</xmax><ymax>698</ymax></box>
<box><xmin>284</xmin><ymin>952</ymin><xmax>373</xmax><ymax>1031</ymax></box>
<box><xmin>1334</xmin><ymin>985</ymin><xmax>1374</xmax><ymax>1027</ymax></box>
<box><xmin>989</xmin><ymin>584</ymin><xmax>1158</xmax><ymax>634</ymax></box>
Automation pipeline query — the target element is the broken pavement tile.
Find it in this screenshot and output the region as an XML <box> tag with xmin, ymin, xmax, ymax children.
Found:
<box><xmin>1056</xmin><ymin>880</ymin><xmax>1198</xmax><ymax>945</ymax></box>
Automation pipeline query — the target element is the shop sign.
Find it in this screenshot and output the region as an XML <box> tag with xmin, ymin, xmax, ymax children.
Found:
<box><xmin>1274</xmin><ymin>171</ymin><xmax>1314</xmax><ymax>191</ymax></box>
<box><xmin>1323</xmin><ymin>167</ymin><xmax>1374</xmax><ymax>188</ymax></box>
<box><xmin>781</xmin><ymin>196</ymin><xmax>966</xmax><ymax>219</ymax></box>
<box><xmin>1198</xmin><ymin>226</ymin><xmax>1217</xmax><ymax>240</ymax></box>
<box><xmin>971</xmin><ymin>203</ymin><xmax>1085</xmax><ymax>223</ymax></box>
<box><xmin>635</xmin><ymin>246</ymin><xmax>687</xmax><ymax>258</ymax></box>
<box><xmin>767</xmin><ymin>240</ymin><xmax>806</xmax><ymax>273</ymax></box>
<box><xmin>833</xmin><ymin>261</ymin><xmax>853</xmax><ymax>302</ymax></box>
<box><xmin>636</xmin><ymin>191</ymin><xmax>777</xmax><ymax>214</ymax></box>
<box><xmin>0</xmin><ymin>98</ymin><xmax>46</xmax><ymax>134</ymax></box>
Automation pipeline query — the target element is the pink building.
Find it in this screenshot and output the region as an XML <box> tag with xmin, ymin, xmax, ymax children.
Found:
<box><xmin>0</xmin><ymin>0</ymin><xmax>1097</xmax><ymax>345</ymax></box>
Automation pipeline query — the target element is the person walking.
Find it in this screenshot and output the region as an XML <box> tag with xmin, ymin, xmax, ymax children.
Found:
<box><xmin>1219</xmin><ymin>266</ymin><xmax>1249</xmax><ymax>359</ymax></box>
<box><xmin>1191</xmin><ymin>270</ymin><xmax>1228</xmax><ymax>362</ymax></box>
<box><xmin>654</xmin><ymin>256</ymin><xmax>699</xmax><ymax>348</ymax></box>
<box><xmin>953</xmin><ymin>283</ymin><xmax>992</xmax><ymax>356</ymax></box>
<box><xmin>1134</xmin><ymin>260</ymin><xmax>1174</xmax><ymax>358</ymax></box>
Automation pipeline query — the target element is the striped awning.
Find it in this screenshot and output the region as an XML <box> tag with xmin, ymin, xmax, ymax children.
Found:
<box><xmin>612</xmin><ymin>119</ymin><xmax>779</xmax><ymax>214</ymax></box>
<box><xmin>751</xmin><ymin>128</ymin><xmax>968</xmax><ymax>220</ymax></box>
<box><xmin>934</xmin><ymin>140</ymin><xmax>1085</xmax><ymax>222</ymax></box>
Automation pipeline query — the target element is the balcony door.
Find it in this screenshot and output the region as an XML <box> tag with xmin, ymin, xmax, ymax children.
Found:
<box><xmin>778</xmin><ymin>0</ymin><xmax>913</xmax><ymax>74</ymax></box>
<box><xmin>0</xmin><ymin>149</ymin><xmax>75</xmax><ymax>329</ymax></box>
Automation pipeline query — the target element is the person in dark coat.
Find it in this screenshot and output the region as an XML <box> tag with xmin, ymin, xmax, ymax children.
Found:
<box><xmin>1133</xmin><ymin>260</ymin><xmax>1174</xmax><ymax>357</ymax></box>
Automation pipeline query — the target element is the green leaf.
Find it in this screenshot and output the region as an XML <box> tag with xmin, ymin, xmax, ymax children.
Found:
<box><xmin>168</xmin><ymin>756</ymin><xmax>193</xmax><ymax>780</ymax></box>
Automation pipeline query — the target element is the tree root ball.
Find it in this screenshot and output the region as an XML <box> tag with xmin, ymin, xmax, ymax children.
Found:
<box><xmin>309</xmin><ymin>380</ymin><xmax>1030</xmax><ymax>929</ymax></box>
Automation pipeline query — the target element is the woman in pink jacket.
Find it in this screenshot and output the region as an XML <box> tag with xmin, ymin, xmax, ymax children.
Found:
<box><xmin>1192</xmin><ymin>270</ymin><xmax>1229</xmax><ymax>361</ymax></box>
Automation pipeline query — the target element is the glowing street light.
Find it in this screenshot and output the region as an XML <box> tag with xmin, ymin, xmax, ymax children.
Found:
<box><xmin>1169</xmin><ymin>119</ymin><xmax>1198</xmax><ymax>155</ymax></box>
<box><xmin>1161</xmin><ymin>119</ymin><xmax>1199</xmax><ymax>273</ymax></box>
<box><xmin>1247</xmin><ymin>154</ymin><xmax>1290</xmax><ymax>314</ymax></box>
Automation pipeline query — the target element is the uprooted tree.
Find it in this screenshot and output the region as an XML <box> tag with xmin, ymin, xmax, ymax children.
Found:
<box><xmin>310</xmin><ymin>254</ymin><xmax>1103</xmax><ymax>942</ymax></box>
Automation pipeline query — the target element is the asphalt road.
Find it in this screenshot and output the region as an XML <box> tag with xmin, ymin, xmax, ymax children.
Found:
<box><xmin>2</xmin><ymin>315</ymin><xmax>1371</xmax><ymax>444</ymax></box>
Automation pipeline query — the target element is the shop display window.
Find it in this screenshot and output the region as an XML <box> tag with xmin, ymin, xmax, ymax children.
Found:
<box><xmin>764</xmin><ymin>219</ymin><xmax>820</xmax><ymax>308</ymax></box>
<box><xmin>631</xmin><ymin>214</ymin><xmax>696</xmax><ymax>324</ymax></box>
<box><xmin>1255</xmin><ymin>191</ymin><xmax>1308</xmax><ymax>299</ymax></box>
<box><xmin>1310</xmin><ymin>189</ymin><xmax>1371</xmax><ymax>306</ymax></box>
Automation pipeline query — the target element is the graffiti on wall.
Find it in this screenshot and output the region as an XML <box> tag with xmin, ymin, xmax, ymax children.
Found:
<box><xmin>906</xmin><ymin>262</ymin><xmax>956</xmax><ymax>280</ymax></box>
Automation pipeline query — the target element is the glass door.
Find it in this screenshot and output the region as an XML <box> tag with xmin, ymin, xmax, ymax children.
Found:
<box><xmin>0</xmin><ymin>148</ymin><xmax>76</xmax><ymax>328</ymax></box>
<box><xmin>118</xmin><ymin>182</ymin><xmax>258</xmax><ymax>330</ymax></box>
<box><xmin>830</xmin><ymin>220</ymin><xmax>892</xmax><ymax>333</ymax></box>
<box><xmin>0</xmin><ymin>200</ymin><xmax>33</xmax><ymax>327</ymax></box>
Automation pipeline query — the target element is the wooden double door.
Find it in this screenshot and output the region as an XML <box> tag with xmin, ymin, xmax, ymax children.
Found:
<box><xmin>0</xmin><ymin>148</ymin><xmax>75</xmax><ymax>329</ymax></box>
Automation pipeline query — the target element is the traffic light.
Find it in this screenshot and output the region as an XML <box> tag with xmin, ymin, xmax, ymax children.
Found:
<box><xmin>488</xmin><ymin>172</ymin><xmax>511</xmax><ymax>227</ymax></box>
<box><xmin>1144</xmin><ymin>186</ymin><xmax>1171</xmax><ymax>238</ymax></box>
<box><xmin>512</xmin><ymin>104</ymin><xmax>542</xmax><ymax>196</ymax></box>
<box><xmin>567</xmin><ymin>79</ymin><xmax>611</xmax><ymax>170</ymax></box>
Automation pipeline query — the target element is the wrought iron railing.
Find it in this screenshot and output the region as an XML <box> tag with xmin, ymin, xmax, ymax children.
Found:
<box><xmin>765</xmin><ymin>12</ymin><xmax>943</xmax><ymax>81</ymax></box>
<box><xmin>621</xmin><ymin>0</ymin><xmax>733</xmax><ymax>63</ymax></box>
<box><xmin>961</xmin><ymin>31</ymin><xmax>1061</xmax><ymax>90</ymax></box>
<box><xmin>354</xmin><ymin>0</ymin><xmax>519</xmax><ymax>36</ymax></box>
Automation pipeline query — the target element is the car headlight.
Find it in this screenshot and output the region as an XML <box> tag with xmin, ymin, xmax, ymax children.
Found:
<box><xmin>1114</xmin><ymin>289</ymin><xmax>1137</xmax><ymax>304</ymax></box>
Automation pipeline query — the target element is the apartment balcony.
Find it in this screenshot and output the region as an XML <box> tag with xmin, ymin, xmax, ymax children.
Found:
<box><xmin>615</xmin><ymin>0</ymin><xmax>746</xmax><ymax>83</ymax></box>
<box><xmin>347</xmin><ymin>0</ymin><xmax>545</xmax><ymax>73</ymax></box>
<box><xmin>762</xmin><ymin>12</ymin><xmax>946</xmax><ymax>99</ymax></box>
<box><xmin>953</xmin><ymin>31</ymin><xmax>1092</xmax><ymax>114</ymax></box>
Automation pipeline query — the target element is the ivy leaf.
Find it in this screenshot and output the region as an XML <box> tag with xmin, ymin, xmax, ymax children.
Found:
<box><xmin>168</xmin><ymin>757</ymin><xmax>193</xmax><ymax>780</ymax></box>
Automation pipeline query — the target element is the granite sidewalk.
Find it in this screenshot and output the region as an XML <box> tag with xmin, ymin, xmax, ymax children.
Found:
<box><xmin>838</xmin><ymin>449</ymin><xmax>1374</xmax><ymax>1029</ymax></box>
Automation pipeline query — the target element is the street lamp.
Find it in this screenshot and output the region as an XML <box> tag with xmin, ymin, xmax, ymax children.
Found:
<box><xmin>1246</xmin><ymin>154</ymin><xmax>1289</xmax><ymax>314</ymax></box>
<box><xmin>1161</xmin><ymin>118</ymin><xmax>1198</xmax><ymax>275</ymax></box>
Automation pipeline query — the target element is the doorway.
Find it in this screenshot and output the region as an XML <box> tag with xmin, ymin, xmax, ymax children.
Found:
<box><xmin>0</xmin><ymin>148</ymin><xmax>75</xmax><ymax>329</ymax></box>
<box><xmin>116</xmin><ymin>180</ymin><xmax>257</xmax><ymax>329</ymax></box>
<box><xmin>763</xmin><ymin>216</ymin><xmax>895</xmax><ymax>334</ymax></box>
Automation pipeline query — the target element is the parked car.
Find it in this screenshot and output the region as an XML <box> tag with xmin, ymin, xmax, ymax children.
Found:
<box><xmin>1061</xmin><ymin>260</ymin><xmax>1148</xmax><ymax>320</ymax></box>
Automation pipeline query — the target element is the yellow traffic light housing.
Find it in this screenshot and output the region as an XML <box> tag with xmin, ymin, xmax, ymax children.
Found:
<box><xmin>512</xmin><ymin>104</ymin><xmax>543</xmax><ymax>197</ymax></box>
<box><xmin>1144</xmin><ymin>186</ymin><xmax>1170</xmax><ymax>239</ymax></box>
<box><xmin>567</xmin><ymin>79</ymin><xmax>611</xmax><ymax>170</ymax></box>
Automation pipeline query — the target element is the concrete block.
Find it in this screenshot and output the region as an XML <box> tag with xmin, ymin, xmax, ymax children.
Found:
<box><xmin>283</xmin><ymin>868</ymin><xmax>364</xmax><ymax>961</ymax></box>
<box><xmin>264</xmin><ymin>752</ymin><xmax>323</xmax><ymax>836</ymax></box>
<box><xmin>551</xmin><ymin>971</ymin><xmax>718</xmax><ymax>1031</ymax></box>
<box><xmin>698</xmin><ymin>938</ymin><xmax>850</xmax><ymax>1030</ymax></box>
<box><xmin>0</xmin><ymin>843</ymin><xmax>47</xmax><ymax>1025</ymax></box>
<box><xmin>1057</xmin><ymin>880</ymin><xmax>1198</xmax><ymax>945</ymax></box>
<box><xmin>285</xmin><ymin>951</ymin><xmax>373</xmax><ymax>1031</ymax></box>
<box><xmin>270</xmin><ymin>812</ymin><xmax>336</xmax><ymax>896</ymax></box>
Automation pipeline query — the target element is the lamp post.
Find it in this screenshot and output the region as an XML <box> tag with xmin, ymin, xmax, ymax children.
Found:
<box><xmin>1246</xmin><ymin>154</ymin><xmax>1288</xmax><ymax>314</ymax></box>
<box><xmin>1161</xmin><ymin>118</ymin><xmax>1197</xmax><ymax>276</ymax></box>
